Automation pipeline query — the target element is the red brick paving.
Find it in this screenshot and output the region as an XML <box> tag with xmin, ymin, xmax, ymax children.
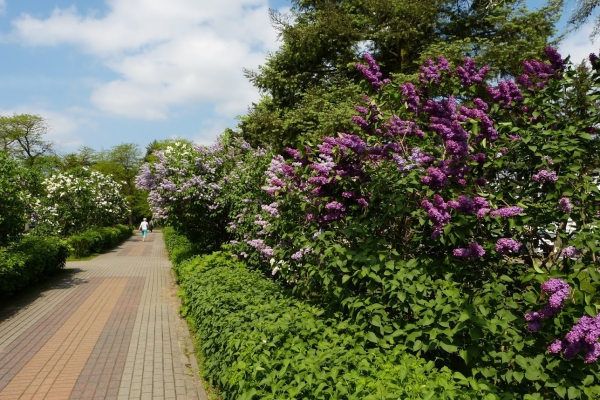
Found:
<box><xmin>0</xmin><ymin>231</ymin><xmax>206</xmax><ymax>400</ymax></box>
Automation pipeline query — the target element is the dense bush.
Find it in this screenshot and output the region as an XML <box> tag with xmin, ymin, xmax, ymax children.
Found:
<box><xmin>164</xmin><ymin>229</ymin><xmax>474</xmax><ymax>400</ymax></box>
<box><xmin>0</xmin><ymin>236</ymin><xmax>69</xmax><ymax>298</ymax></box>
<box><xmin>66</xmin><ymin>224</ymin><xmax>133</xmax><ymax>258</ymax></box>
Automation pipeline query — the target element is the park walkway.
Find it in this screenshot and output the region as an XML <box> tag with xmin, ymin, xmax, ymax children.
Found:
<box><xmin>0</xmin><ymin>231</ymin><xmax>208</xmax><ymax>400</ymax></box>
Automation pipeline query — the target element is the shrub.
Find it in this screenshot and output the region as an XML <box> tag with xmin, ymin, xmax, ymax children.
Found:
<box><xmin>170</xmin><ymin>246</ymin><xmax>475</xmax><ymax>399</ymax></box>
<box><xmin>66</xmin><ymin>224</ymin><xmax>133</xmax><ymax>258</ymax></box>
<box><xmin>0</xmin><ymin>236</ymin><xmax>69</xmax><ymax>298</ymax></box>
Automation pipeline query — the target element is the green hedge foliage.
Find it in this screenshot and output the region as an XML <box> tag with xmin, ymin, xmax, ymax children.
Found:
<box><xmin>66</xmin><ymin>224</ymin><xmax>133</xmax><ymax>258</ymax></box>
<box><xmin>164</xmin><ymin>229</ymin><xmax>476</xmax><ymax>399</ymax></box>
<box><xmin>0</xmin><ymin>236</ymin><xmax>70</xmax><ymax>298</ymax></box>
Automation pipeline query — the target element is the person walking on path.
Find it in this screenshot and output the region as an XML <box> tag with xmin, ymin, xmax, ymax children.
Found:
<box><xmin>139</xmin><ymin>218</ymin><xmax>149</xmax><ymax>242</ymax></box>
<box><xmin>148</xmin><ymin>219</ymin><xmax>154</xmax><ymax>233</ymax></box>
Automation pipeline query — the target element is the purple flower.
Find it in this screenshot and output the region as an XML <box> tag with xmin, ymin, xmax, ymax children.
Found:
<box><xmin>548</xmin><ymin>339</ymin><xmax>563</xmax><ymax>354</ymax></box>
<box><xmin>561</xmin><ymin>246</ymin><xmax>580</xmax><ymax>258</ymax></box>
<box><xmin>532</xmin><ymin>169</ymin><xmax>558</xmax><ymax>183</ymax></box>
<box><xmin>285</xmin><ymin>147</ymin><xmax>301</xmax><ymax>159</ymax></box>
<box><xmin>421</xmin><ymin>167</ymin><xmax>449</xmax><ymax>190</ymax></box>
<box><xmin>453</xmin><ymin>242</ymin><xmax>486</xmax><ymax>259</ymax></box>
<box><xmin>558</xmin><ymin>197</ymin><xmax>573</xmax><ymax>213</ymax></box>
<box><xmin>525</xmin><ymin>311</ymin><xmax>544</xmax><ymax>332</ymax></box>
<box><xmin>400</xmin><ymin>82</ymin><xmax>420</xmax><ymax>113</ymax></box>
<box><xmin>325</xmin><ymin>201</ymin><xmax>346</xmax><ymax>212</ymax></box>
<box><xmin>456</xmin><ymin>58</ymin><xmax>490</xmax><ymax>87</ymax></box>
<box><xmin>487</xmin><ymin>79</ymin><xmax>523</xmax><ymax>107</ymax></box>
<box><xmin>356</xmin><ymin>53</ymin><xmax>385</xmax><ymax>91</ymax></box>
<box><xmin>590</xmin><ymin>53</ymin><xmax>599</xmax><ymax>66</ymax></box>
<box><xmin>489</xmin><ymin>206</ymin><xmax>523</xmax><ymax>218</ymax></box>
<box><xmin>357</xmin><ymin>198</ymin><xmax>369</xmax><ymax>207</ymax></box>
<box><xmin>495</xmin><ymin>238</ymin><xmax>521</xmax><ymax>254</ymax></box>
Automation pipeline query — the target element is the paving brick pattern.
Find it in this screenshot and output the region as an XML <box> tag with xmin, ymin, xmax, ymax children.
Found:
<box><xmin>0</xmin><ymin>231</ymin><xmax>207</xmax><ymax>400</ymax></box>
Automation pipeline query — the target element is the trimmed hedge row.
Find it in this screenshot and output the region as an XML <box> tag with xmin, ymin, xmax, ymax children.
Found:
<box><xmin>66</xmin><ymin>224</ymin><xmax>133</xmax><ymax>258</ymax></box>
<box><xmin>0</xmin><ymin>236</ymin><xmax>70</xmax><ymax>298</ymax></box>
<box><xmin>164</xmin><ymin>228</ymin><xmax>475</xmax><ymax>399</ymax></box>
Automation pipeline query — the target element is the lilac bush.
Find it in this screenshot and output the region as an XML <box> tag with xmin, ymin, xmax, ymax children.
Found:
<box><xmin>140</xmin><ymin>48</ymin><xmax>600</xmax><ymax>397</ymax></box>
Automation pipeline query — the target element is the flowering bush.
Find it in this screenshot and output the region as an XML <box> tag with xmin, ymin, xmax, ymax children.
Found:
<box><xmin>140</xmin><ymin>49</ymin><xmax>600</xmax><ymax>397</ymax></box>
<box><xmin>32</xmin><ymin>167</ymin><xmax>129</xmax><ymax>236</ymax></box>
<box><xmin>136</xmin><ymin>134</ymin><xmax>272</xmax><ymax>252</ymax></box>
<box><xmin>224</xmin><ymin>50</ymin><xmax>600</xmax><ymax>397</ymax></box>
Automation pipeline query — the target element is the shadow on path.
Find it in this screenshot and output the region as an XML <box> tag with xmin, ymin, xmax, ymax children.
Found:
<box><xmin>0</xmin><ymin>268</ymin><xmax>87</xmax><ymax>324</ymax></box>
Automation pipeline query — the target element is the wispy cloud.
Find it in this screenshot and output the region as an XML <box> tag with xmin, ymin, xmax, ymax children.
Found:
<box><xmin>6</xmin><ymin>0</ymin><xmax>280</xmax><ymax>121</ymax></box>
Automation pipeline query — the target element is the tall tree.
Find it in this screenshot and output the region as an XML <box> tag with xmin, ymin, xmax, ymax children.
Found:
<box><xmin>94</xmin><ymin>143</ymin><xmax>147</xmax><ymax>224</ymax></box>
<box><xmin>240</xmin><ymin>0</ymin><xmax>561</xmax><ymax>151</ymax></box>
<box><xmin>0</xmin><ymin>114</ymin><xmax>55</xmax><ymax>167</ymax></box>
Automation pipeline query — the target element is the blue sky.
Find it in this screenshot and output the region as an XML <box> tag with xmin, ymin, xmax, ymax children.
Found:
<box><xmin>0</xmin><ymin>0</ymin><xmax>597</xmax><ymax>155</ymax></box>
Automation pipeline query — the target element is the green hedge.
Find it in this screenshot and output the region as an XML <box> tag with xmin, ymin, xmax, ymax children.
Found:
<box><xmin>0</xmin><ymin>236</ymin><xmax>70</xmax><ymax>298</ymax></box>
<box><xmin>66</xmin><ymin>224</ymin><xmax>133</xmax><ymax>258</ymax></box>
<box><xmin>164</xmin><ymin>229</ymin><xmax>475</xmax><ymax>399</ymax></box>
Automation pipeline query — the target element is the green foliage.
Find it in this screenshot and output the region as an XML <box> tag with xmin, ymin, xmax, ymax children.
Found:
<box><xmin>240</xmin><ymin>0</ymin><xmax>560</xmax><ymax>150</ymax></box>
<box><xmin>231</xmin><ymin>53</ymin><xmax>600</xmax><ymax>398</ymax></box>
<box><xmin>66</xmin><ymin>224</ymin><xmax>133</xmax><ymax>258</ymax></box>
<box><xmin>0</xmin><ymin>152</ymin><xmax>26</xmax><ymax>245</ymax></box>
<box><xmin>0</xmin><ymin>113</ymin><xmax>55</xmax><ymax>167</ymax></box>
<box><xmin>164</xmin><ymin>228</ymin><xmax>475</xmax><ymax>399</ymax></box>
<box><xmin>0</xmin><ymin>236</ymin><xmax>69</xmax><ymax>298</ymax></box>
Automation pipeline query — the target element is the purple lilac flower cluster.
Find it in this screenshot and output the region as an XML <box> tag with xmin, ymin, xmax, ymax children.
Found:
<box><xmin>525</xmin><ymin>278</ymin><xmax>570</xmax><ymax>332</ymax></box>
<box><xmin>516</xmin><ymin>47</ymin><xmax>565</xmax><ymax>89</ymax></box>
<box><xmin>447</xmin><ymin>195</ymin><xmax>489</xmax><ymax>215</ymax></box>
<box><xmin>291</xmin><ymin>246</ymin><xmax>312</xmax><ymax>261</ymax></box>
<box><xmin>495</xmin><ymin>238</ymin><xmax>521</xmax><ymax>254</ymax></box>
<box><xmin>384</xmin><ymin>115</ymin><xmax>424</xmax><ymax>138</ymax></box>
<box><xmin>561</xmin><ymin>246</ymin><xmax>580</xmax><ymax>258</ymax></box>
<box><xmin>421</xmin><ymin>195</ymin><xmax>451</xmax><ymax>239</ymax></box>
<box><xmin>557</xmin><ymin>197</ymin><xmax>573</xmax><ymax>213</ymax></box>
<box><xmin>459</xmin><ymin>104</ymin><xmax>498</xmax><ymax>142</ymax></box>
<box><xmin>532</xmin><ymin>169</ymin><xmax>558</xmax><ymax>183</ymax></box>
<box><xmin>456</xmin><ymin>58</ymin><xmax>490</xmax><ymax>87</ymax></box>
<box><xmin>246</xmin><ymin>238</ymin><xmax>274</xmax><ymax>258</ymax></box>
<box><xmin>453</xmin><ymin>242</ymin><xmax>486</xmax><ymax>259</ymax></box>
<box><xmin>399</xmin><ymin>82</ymin><xmax>420</xmax><ymax>113</ymax></box>
<box><xmin>356</xmin><ymin>53</ymin><xmax>388</xmax><ymax>91</ymax></box>
<box><xmin>419</xmin><ymin>56</ymin><xmax>452</xmax><ymax>85</ymax></box>
<box><xmin>489</xmin><ymin>206</ymin><xmax>523</xmax><ymax>218</ymax></box>
<box><xmin>486</xmin><ymin>80</ymin><xmax>524</xmax><ymax>108</ymax></box>
<box><xmin>548</xmin><ymin>315</ymin><xmax>600</xmax><ymax>363</ymax></box>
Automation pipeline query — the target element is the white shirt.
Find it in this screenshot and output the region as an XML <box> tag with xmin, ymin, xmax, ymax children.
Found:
<box><xmin>140</xmin><ymin>221</ymin><xmax>149</xmax><ymax>230</ymax></box>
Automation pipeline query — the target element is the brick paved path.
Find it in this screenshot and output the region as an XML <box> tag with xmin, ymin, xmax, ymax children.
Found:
<box><xmin>0</xmin><ymin>231</ymin><xmax>208</xmax><ymax>400</ymax></box>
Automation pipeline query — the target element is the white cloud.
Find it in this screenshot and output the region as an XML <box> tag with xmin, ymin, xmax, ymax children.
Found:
<box><xmin>8</xmin><ymin>0</ymin><xmax>281</xmax><ymax>122</ymax></box>
<box><xmin>559</xmin><ymin>20</ymin><xmax>599</xmax><ymax>65</ymax></box>
<box><xmin>0</xmin><ymin>107</ymin><xmax>86</xmax><ymax>152</ymax></box>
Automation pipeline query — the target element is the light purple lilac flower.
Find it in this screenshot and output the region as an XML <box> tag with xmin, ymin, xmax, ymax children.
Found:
<box><xmin>532</xmin><ymin>169</ymin><xmax>558</xmax><ymax>183</ymax></box>
<box><xmin>453</xmin><ymin>242</ymin><xmax>486</xmax><ymax>259</ymax></box>
<box><xmin>550</xmin><ymin>315</ymin><xmax>600</xmax><ymax>363</ymax></box>
<box><xmin>557</xmin><ymin>197</ymin><xmax>573</xmax><ymax>213</ymax></box>
<box><xmin>489</xmin><ymin>206</ymin><xmax>523</xmax><ymax>218</ymax></box>
<box><xmin>525</xmin><ymin>278</ymin><xmax>571</xmax><ymax>332</ymax></box>
<box><xmin>356</xmin><ymin>53</ymin><xmax>385</xmax><ymax>91</ymax></box>
<box><xmin>495</xmin><ymin>238</ymin><xmax>521</xmax><ymax>254</ymax></box>
<box><xmin>561</xmin><ymin>246</ymin><xmax>580</xmax><ymax>258</ymax></box>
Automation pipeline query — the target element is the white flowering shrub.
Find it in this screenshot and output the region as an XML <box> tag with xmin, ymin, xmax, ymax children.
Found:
<box><xmin>32</xmin><ymin>167</ymin><xmax>129</xmax><ymax>236</ymax></box>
